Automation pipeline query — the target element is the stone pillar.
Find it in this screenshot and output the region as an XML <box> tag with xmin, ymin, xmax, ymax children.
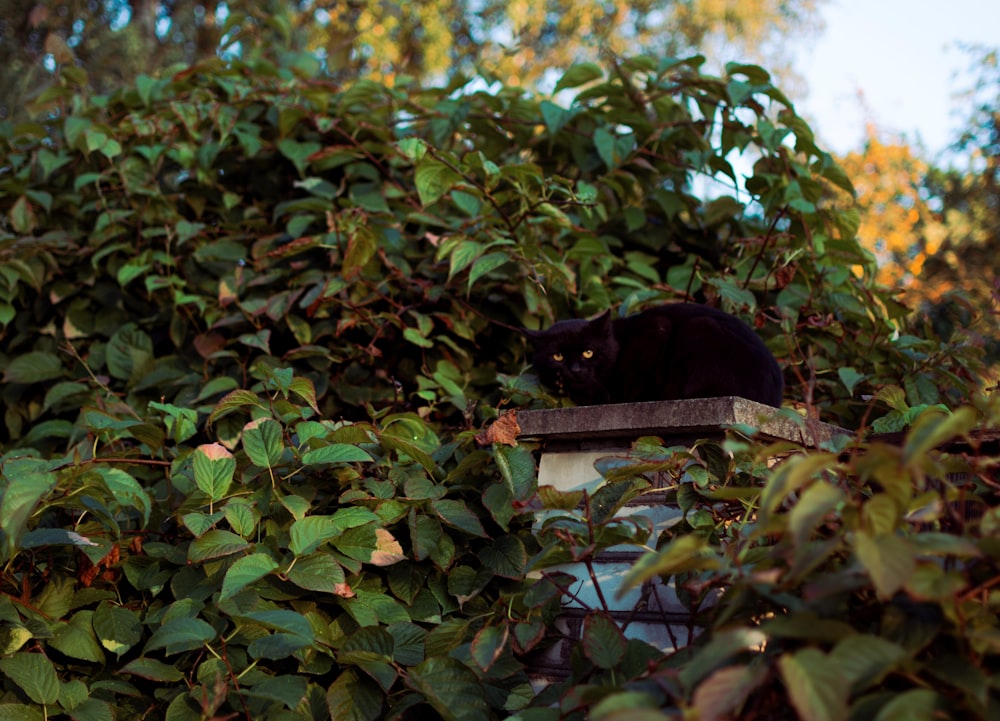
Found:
<box><xmin>517</xmin><ymin>397</ymin><xmax>847</xmax><ymax>684</ymax></box>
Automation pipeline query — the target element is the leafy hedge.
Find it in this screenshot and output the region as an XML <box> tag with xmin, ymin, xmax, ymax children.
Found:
<box><xmin>0</xmin><ymin>52</ymin><xmax>997</xmax><ymax>720</ymax></box>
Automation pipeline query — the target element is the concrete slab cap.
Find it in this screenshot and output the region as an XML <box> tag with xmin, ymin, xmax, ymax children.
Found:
<box><xmin>518</xmin><ymin>396</ymin><xmax>848</xmax><ymax>448</ymax></box>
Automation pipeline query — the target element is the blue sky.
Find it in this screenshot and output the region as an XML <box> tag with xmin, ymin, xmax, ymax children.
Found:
<box><xmin>794</xmin><ymin>0</ymin><xmax>1000</xmax><ymax>160</ymax></box>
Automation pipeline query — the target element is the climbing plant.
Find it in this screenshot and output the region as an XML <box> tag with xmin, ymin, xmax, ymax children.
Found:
<box><xmin>0</xmin><ymin>51</ymin><xmax>996</xmax><ymax>720</ymax></box>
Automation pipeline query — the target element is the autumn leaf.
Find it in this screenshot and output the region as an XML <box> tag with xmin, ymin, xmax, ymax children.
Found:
<box><xmin>474</xmin><ymin>410</ymin><xmax>520</xmax><ymax>447</ymax></box>
<box><xmin>370</xmin><ymin>529</ymin><xmax>406</xmax><ymax>566</ymax></box>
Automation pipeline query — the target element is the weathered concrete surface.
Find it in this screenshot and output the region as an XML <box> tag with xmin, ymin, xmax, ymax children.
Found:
<box><xmin>518</xmin><ymin>396</ymin><xmax>848</xmax><ymax>448</ymax></box>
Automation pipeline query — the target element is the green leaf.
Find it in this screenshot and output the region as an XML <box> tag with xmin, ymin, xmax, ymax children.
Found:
<box><xmin>277</xmin><ymin>138</ymin><xmax>321</xmax><ymax>176</ymax></box>
<box><xmin>0</xmin><ymin>303</ymin><xmax>14</xmax><ymax>328</ymax></box>
<box><xmin>482</xmin><ymin>482</ymin><xmax>515</xmax><ymax>531</ymax></box>
<box><xmin>144</xmin><ymin>617</ymin><xmax>218</xmax><ymax>655</ymax></box>
<box><xmin>726</xmin><ymin>62</ymin><xmax>772</xmax><ymax>84</ymax></box>
<box><xmin>119</xmin><ymin>657</ymin><xmax>185</xmax><ymax>682</ymax></box>
<box><xmin>760</xmin><ymin>453</ymin><xmax>837</xmax><ymax>517</ymax></box>
<box><xmin>182</xmin><ymin>510</ymin><xmax>225</xmax><ymax>537</ymax></box>
<box><xmin>778</xmin><ymin>648</ymin><xmax>848</xmax><ymax>721</ymax></box>
<box><xmin>903</xmin><ymin>406</ymin><xmax>977</xmax><ymax>465</ymax></box>
<box><xmin>242</xmin><ymin>418</ymin><xmax>284</xmax><ymax>468</ymax></box>
<box><xmin>19</xmin><ymin>528</ymin><xmax>95</xmax><ymax>549</ymax></box>
<box><xmin>135</xmin><ymin>74</ymin><xmax>159</xmax><ymax>105</ymax></box>
<box><xmin>344</xmin><ymin>589</ymin><xmax>410</xmax><ymax>626</ymax></box>
<box><xmin>0</xmin><ymin>469</ymin><xmax>56</xmax><ymax>561</ymax></box>
<box><xmin>470</xmin><ymin>625</ymin><xmax>507</xmax><ymax>672</ymax></box>
<box><xmin>9</xmin><ymin>195</ymin><xmax>37</xmax><ymax>233</ymax></box>
<box><xmin>540</xmin><ymin>100</ymin><xmax>572</xmax><ymax>135</ymax></box>
<box><xmin>243</xmin><ymin>609</ymin><xmax>314</xmax><ymax>638</ymax></box>
<box><xmin>450</xmin><ymin>189</ymin><xmax>481</xmax><ymax>216</ymax></box>
<box><xmin>403</xmin><ymin>327</ymin><xmax>434</xmax><ymax>348</ymax></box>
<box><xmin>554</xmin><ymin>62</ymin><xmax>603</xmax><ymax>92</ymax></box>
<box><xmin>220</xmin><ymin>552</ymin><xmax>279</xmax><ymax>599</ymax></box>
<box><xmin>289</xmin><ymin>510</ymin><xmax>377</xmax><ymax>556</ymax></box>
<box><xmin>286</xmin><ymin>553</ymin><xmax>347</xmax><ymax>594</ymax></box>
<box><xmin>343</xmin><ymin>226</ymin><xmax>378</xmax><ymax>278</ymax></box>
<box><xmin>289</xmin><ymin>516</ymin><xmax>340</xmax><ymax>556</ymax></box>
<box><xmin>3</xmin><ymin>351</ymin><xmax>64</xmax><ymax>384</ymax></box>
<box><xmin>594</xmin><ymin>127</ymin><xmax>633</xmax><ymax>169</ymax></box>
<box><xmin>467</xmin><ymin>251</ymin><xmax>509</xmax><ymax>290</ymax></box>
<box><xmin>788</xmin><ymin>481</ymin><xmax>844</xmax><ymax>551</ymax></box>
<box><xmin>854</xmin><ymin>531</ymin><xmax>915</xmax><ymax>599</ymax></box>
<box><xmin>493</xmin><ymin>444</ymin><xmax>536</xmax><ymax>501</ymax></box>
<box><xmin>193</xmin><ymin>376</ymin><xmax>240</xmax><ymax>403</ymax></box>
<box><xmin>872</xmin><ymin>689</ymin><xmax>942</xmax><ymax>721</ymax></box>
<box><xmin>406</xmin><ymin>657</ymin><xmax>490</xmax><ymax>721</ymax></box>
<box><xmin>93</xmin><ymin>602</ymin><xmax>142</xmax><ymax>657</ymax></box>
<box><xmin>238</xmin><ymin>329</ymin><xmax>271</xmax><ymax>353</ymax></box>
<box><xmin>50</xmin><ymin>610</ymin><xmax>105</xmax><ymax>663</ymax></box>
<box><xmin>829</xmin><ymin>635</ymin><xmax>905</xmax><ymax>690</ymax></box>
<box><xmin>244</xmin><ymin>675</ymin><xmax>309</xmax><ymax>710</ymax></box>
<box><xmin>116</xmin><ymin>257</ymin><xmax>151</xmax><ymax>286</ymax></box>
<box><xmin>288</xmin><ymin>376</ymin><xmax>320</xmax><ymax>412</ymax></box>
<box><xmin>388</xmin><ymin>623</ymin><xmax>426</xmax><ymax>665</ymax></box>
<box><xmin>838</xmin><ymin>367</ymin><xmax>865</xmax><ymax>396</ymax></box>
<box><xmin>224</xmin><ymin>498</ymin><xmax>258</xmax><ymax>538</ymax></box>
<box><xmin>0</xmin><ymin>623</ymin><xmax>32</xmax><ymax>657</ymax></box>
<box><xmin>301</xmin><ymin>444</ymin><xmax>374</xmax><ymax>465</ymax></box>
<box><xmin>37</xmin><ymin>148</ymin><xmax>72</xmax><ymax>179</ymax></box>
<box><xmin>432</xmin><ymin>499</ymin><xmax>486</xmax><ymax>537</ymax></box>
<box><xmin>148</xmin><ymin>401</ymin><xmax>198</xmax><ymax>444</ymax></box>
<box><xmin>0</xmin><ymin>652</ymin><xmax>60</xmax><ymax>705</ymax></box>
<box><xmin>445</xmin><ymin>239</ymin><xmax>483</xmax><ymax>280</ymax></box>
<box><xmin>619</xmin><ymin>534</ymin><xmax>717</xmax><ymax>595</ymax></box>
<box><xmin>0</xmin><ymin>705</ymin><xmax>43</xmax><ymax>721</ymax></box>
<box><xmin>415</xmin><ymin>158</ymin><xmax>462</xmax><ymax>206</ymax></box>
<box><xmin>105</xmin><ymin>325</ymin><xmax>154</xmax><ymax>382</ymax></box>
<box><xmin>397</xmin><ymin>137</ymin><xmax>427</xmax><ymax>162</ymax></box>
<box><xmin>58</xmin><ymin>679</ymin><xmax>87</xmax><ymax>713</ymax></box>
<box><xmin>192</xmin><ymin>443</ymin><xmax>235</xmax><ymax>502</ymax></box>
<box><xmin>332</xmin><ymin>523</ymin><xmax>379</xmax><ymax>562</ymax></box>
<box><xmin>188</xmin><ymin>529</ymin><xmax>249</xmax><ymax>563</ymax></box>
<box><xmin>35</xmin><ymin>574</ymin><xmax>74</xmax><ymax>619</ymax></box>
<box><xmin>478</xmin><ymin>535</ymin><xmax>526</xmax><ymax>578</ymax></box>
<box><xmin>210</xmin><ymin>389</ymin><xmax>268</xmax><ymax>423</ymax></box>
<box><xmin>692</xmin><ymin>664</ymin><xmax>767</xmax><ymax>721</ymax></box>
<box><xmin>65</xmin><ymin>698</ymin><xmax>113</xmax><ymax>721</ymax></box>
<box><xmin>863</xmin><ymin>494</ymin><xmax>899</xmax><ymax>535</ymax></box>
<box><xmin>326</xmin><ymin>670</ymin><xmax>385</xmax><ymax>721</ymax></box>
<box><xmin>93</xmin><ymin>466</ymin><xmax>152</xmax><ymax>526</ymax></box>
<box><xmin>581</xmin><ymin>613</ymin><xmax>626</xmax><ymax>669</ymax></box>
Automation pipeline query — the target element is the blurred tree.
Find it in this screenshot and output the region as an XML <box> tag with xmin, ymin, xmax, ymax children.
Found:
<box><xmin>921</xmin><ymin>48</ymin><xmax>999</xmax><ymax>300</ymax></box>
<box><xmin>838</xmin><ymin>125</ymin><xmax>946</xmax><ymax>296</ymax></box>
<box><xmin>839</xmin><ymin>46</ymin><xmax>999</xmax><ymax>375</ymax></box>
<box><xmin>1</xmin><ymin>0</ymin><xmax>823</xmax><ymax>119</ymax></box>
<box><xmin>919</xmin><ymin>46</ymin><xmax>1000</xmax><ymax>370</ymax></box>
<box><xmin>0</xmin><ymin>0</ymin><xmax>227</xmax><ymax>119</ymax></box>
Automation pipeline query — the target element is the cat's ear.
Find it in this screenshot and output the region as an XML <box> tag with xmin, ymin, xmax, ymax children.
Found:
<box><xmin>521</xmin><ymin>327</ymin><xmax>543</xmax><ymax>343</ymax></box>
<box><xmin>591</xmin><ymin>310</ymin><xmax>613</xmax><ymax>332</ymax></box>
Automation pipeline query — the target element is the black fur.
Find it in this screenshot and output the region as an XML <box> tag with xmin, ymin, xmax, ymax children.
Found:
<box><xmin>524</xmin><ymin>303</ymin><xmax>784</xmax><ymax>407</ymax></box>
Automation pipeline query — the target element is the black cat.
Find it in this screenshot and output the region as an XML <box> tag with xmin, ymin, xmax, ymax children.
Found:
<box><xmin>524</xmin><ymin>303</ymin><xmax>784</xmax><ymax>407</ymax></box>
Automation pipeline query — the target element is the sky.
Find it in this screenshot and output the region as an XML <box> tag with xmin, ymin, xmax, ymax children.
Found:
<box><xmin>793</xmin><ymin>0</ymin><xmax>1000</xmax><ymax>161</ymax></box>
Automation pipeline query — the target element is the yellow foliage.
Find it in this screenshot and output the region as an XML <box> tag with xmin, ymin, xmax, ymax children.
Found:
<box><xmin>838</xmin><ymin>125</ymin><xmax>948</xmax><ymax>301</ymax></box>
<box><xmin>302</xmin><ymin>0</ymin><xmax>821</xmax><ymax>87</ymax></box>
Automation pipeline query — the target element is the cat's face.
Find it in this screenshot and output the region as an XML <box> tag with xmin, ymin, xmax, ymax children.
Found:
<box><xmin>524</xmin><ymin>312</ymin><xmax>618</xmax><ymax>404</ymax></box>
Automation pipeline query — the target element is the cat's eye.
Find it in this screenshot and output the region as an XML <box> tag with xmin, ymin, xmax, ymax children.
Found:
<box><xmin>552</xmin><ymin>353</ymin><xmax>564</xmax><ymax>362</ymax></box>
<box><xmin>582</xmin><ymin>349</ymin><xmax>594</xmax><ymax>359</ymax></box>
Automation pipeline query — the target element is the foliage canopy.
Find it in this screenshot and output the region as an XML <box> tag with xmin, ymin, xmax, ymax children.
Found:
<box><xmin>2</xmin><ymin>0</ymin><xmax>824</xmax><ymax>120</ymax></box>
<box><xmin>0</xmin><ymin>47</ymin><xmax>997</xmax><ymax>721</ymax></box>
